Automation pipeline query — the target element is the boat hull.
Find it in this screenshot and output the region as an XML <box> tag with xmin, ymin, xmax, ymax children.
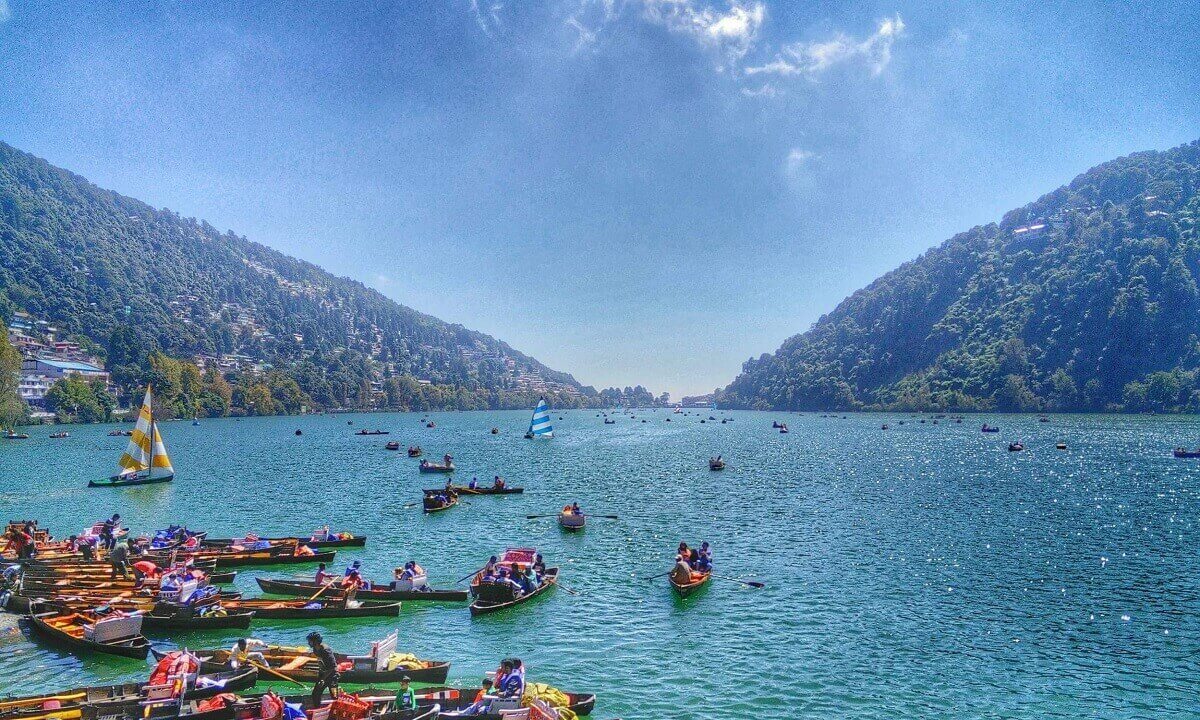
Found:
<box><xmin>25</xmin><ymin>612</ymin><xmax>151</xmax><ymax>660</ymax></box>
<box><xmin>88</xmin><ymin>474</ymin><xmax>174</xmax><ymax>488</ymax></box>
<box><xmin>669</xmin><ymin>571</ymin><xmax>711</xmax><ymax>598</ymax></box>
<box><xmin>255</xmin><ymin>577</ymin><xmax>467</xmax><ymax>602</ymax></box>
<box><xmin>469</xmin><ymin>568</ymin><xmax>558</xmax><ymax>616</ymax></box>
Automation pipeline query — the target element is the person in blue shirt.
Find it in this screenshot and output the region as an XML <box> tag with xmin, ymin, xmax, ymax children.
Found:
<box><xmin>497</xmin><ymin>659</ymin><xmax>524</xmax><ymax>698</ymax></box>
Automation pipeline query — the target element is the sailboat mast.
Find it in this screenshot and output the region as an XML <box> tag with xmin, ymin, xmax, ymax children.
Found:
<box><xmin>147</xmin><ymin>388</ymin><xmax>154</xmax><ymax>480</ymax></box>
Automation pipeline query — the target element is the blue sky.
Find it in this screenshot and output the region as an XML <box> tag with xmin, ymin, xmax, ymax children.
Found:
<box><xmin>1</xmin><ymin>1</ymin><xmax>1198</xmax><ymax>397</ymax></box>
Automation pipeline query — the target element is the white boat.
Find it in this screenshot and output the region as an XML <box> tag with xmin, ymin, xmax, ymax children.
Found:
<box><xmin>525</xmin><ymin>397</ymin><xmax>553</xmax><ymax>439</ymax></box>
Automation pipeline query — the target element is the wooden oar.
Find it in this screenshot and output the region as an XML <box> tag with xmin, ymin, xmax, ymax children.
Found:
<box><xmin>640</xmin><ymin>570</ymin><xmax>674</xmax><ymax>581</ymax></box>
<box><xmin>306</xmin><ymin>580</ymin><xmax>336</xmax><ymax>602</ymax></box>
<box><xmin>525</xmin><ymin>514</ymin><xmax>557</xmax><ymax>520</ymax></box>
<box><xmin>710</xmin><ymin>573</ymin><xmax>765</xmax><ymax>588</ymax></box>
<box><xmin>251</xmin><ymin>661</ymin><xmax>307</xmax><ymax>688</ymax></box>
<box><xmin>454</xmin><ymin>565</ymin><xmax>487</xmax><ymax>584</ymax></box>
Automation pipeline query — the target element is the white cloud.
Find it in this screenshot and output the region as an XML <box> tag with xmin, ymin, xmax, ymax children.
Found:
<box><xmin>0</xmin><ymin>0</ymin><xmax>11</xmax><ymax>23</ymax></box>
<box><xmin>746</xmin><ymin>14</ymin><xmax>905</xmax><ymax>78</ymax></box>
<box><xmin>786</xmin><ymin>147</ymin><xmax>814</xmax><ymax>171</ymax></box>
<box><xmin>641</xmin><ymin>0</ymin><xmax>766</xmax><ymax>69</ymax></box>
<box><xmin>470</xmin><ymin>0</ymin><xmax>504</xmax><ymax>38</ymax></box>
<box><xmin>740</xmin><ymin>83</ymin><xmax>780</xmax><ymax>98</ymax></box>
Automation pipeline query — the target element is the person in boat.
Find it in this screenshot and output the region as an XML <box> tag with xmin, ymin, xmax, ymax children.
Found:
<box><xmin>469</xmin><ymin>477</ymin><xmax>478</xmax><ymax>490</ymax></box>
<box><xmin>396</xmin><ymin>676</ymin><xmax>417</xmax><ymax>712</ymax></box>
<box><xmin>229</xmin><ymin>637</ymin><xmax>269</xmax><ymax>669</ymax></box>
<box><xmin>462</xmin><ymin>677</ymin><xmax>495</xmax><ymax>715</ymax></box>
<box><xmin>3</xmin><ymin>527</ymin><xmax>35</xmax><ymax>560</ymax></box>
<box><xmin>481</xmin><ymin>555</ymin><xmax>499</xmax><ymax>582</ymax></box>
<box><xmin>294</xmin><ymin>544</ymin><xmax>316</xmax><ymax>557</ymax></box>
<box><xmin>532</xmin><ymin>553</ymin><xmax>546</xmax><ymax>576</ymax></box>
<box><xmin>109</xmin><ymin>537</ymin><xmax>130</xmax><ymax>579</ymax></box>
<box><xmin>307</xmin><ymin>631</ymin><xmax>340</xmax><ymax>707</ymax></box>
<box><xmin>132</xmin><ymin>559</ymin><xmax>160</xmax><ymax>583</ymax></box>
<box><xmin>493</xmin><ymin>475</ymin><xmax>505</xmax><ymax>489</ymax></box>
<box><xmin>496</xmin><ymin>659</ymin><xmax>525</xmax><ymax>698</ymax></box>
<box><xmin>393</xmin><ymin>561</ymin><xmax>415</xmax><ymax>588</ymax></box>
<box><xmin>443</xmin><ymin>453</ymin><xmax>453</xmax><ymax>466</ymax></box>
<box><xmin>311</xmin><ymin>525</ymin><xmax>332</xmax><ymax>542</ymax></box>
<box><xmin>514</xmin><ymin>564</ymin><xmax>533</xmax><ymax>593</ymax></box>
<box><xmin>445</xmin><ymin>477</ymin><xmax>455</xmax><ymax>491</ymax></box>
<box><xmin>694</xmin><ymin>542</ymin><xmax>712</xmax><ymax>572</ymax></box>
<box><xmin>341</xmin><ymin>568</ymin><xmax>365</xmax><ymax>592</ymax></box>
<box><xmin>571</xmin><ymin>501</ymin><xmax>582</xmax><ymax>516</ymax></box>
<box><xmin>670</xmin><ymin>554</ymin><xmax>693</xmax><ymax>586</ymax></box>
<box><xmin>314</xmin><ymin>562</ymin><xmax>334</xmax><ymax>585</ymax></box>
<box><xmin>677</xmin><ymin>542</ymin><xmax>691</xmax><ymax>564</ymax></box>
<box><xmin>344</xmin><ymin>559</ymin><xmax>363</xmax><ymax>577</ymax></box>
<box><xmin>522</xmin><ymin>563</ymin><xmax>540</xmax><ymax>590</ymax></box>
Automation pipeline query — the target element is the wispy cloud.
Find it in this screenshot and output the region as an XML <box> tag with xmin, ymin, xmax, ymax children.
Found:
<box><xmin>746</xmin><ymin>14</ymin><xmax>905</xmax><ymax>78</ymax></box>
<box><xmin>470</xmin><ymin>0</ymin><xmax>504</xmax><ymax>38</ymax></box>
<box><xmin>0</xmin><ymin>0</ymin><xmax>11</xmax><ymax>24</ymax></box>
<box><xmin>786</xmin><ymin>147</ymin><xmax>814</xmax><ymax>171</ymax></box>
<box><xmin>641</xmin><ymin>0</ymin><xmax>766</xmax><ymax>69</ymax></box>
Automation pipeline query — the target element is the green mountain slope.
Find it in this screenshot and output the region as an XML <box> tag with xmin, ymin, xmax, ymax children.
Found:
<box><xmin>0</xmin><ymin>141</ymin><xmax>595</xmax><ymax>410</ymax></box>
<box><xmin>719</xmin><ymin>140</ymin><xmax>1200</xmax><ymax>413</ymax></box>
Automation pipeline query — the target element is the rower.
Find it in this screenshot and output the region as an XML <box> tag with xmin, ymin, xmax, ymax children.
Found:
<box><xmin>532</xmin><ymin>553</ymin><xmax>546</xmax><ymax>576</ymax></box>
<box><xmin>670</xmin><ymin>554</ymin><xmax>692</xmax><ymax>585</ymax></box>
<box><xmin>445</xmin><ymin>477</ymin><xmax>455</xmax><ymax>491</ymax></box>
<box><xmin>443</xmin><ymin>453</ymin><xmax>453</xmax><ymax>466</ymax></box>
<box><xmin>493</xmin><ymin>475</ymin><xmax>505</xmax><ymax>489</ymax></box>
<box><xmin>571</xmin><ymin>501</ymin><xmax>582</xmax><ymax>516</ymax></box>
<box><xmin>469</xmin><ymin>477</ymin><xmax>478</xmax><ymax>490</ymax></box>
<box><xmin>230</xmin><ymin>637</ymin><xmax>269</xmax><ymax>669</ymax></box>
<box><xmin>695</xmin><ymin>542</ymin><xmax>713</xmax><ymax>572</ymax></box>
<box><xmin>341</xmin><ymin>568</ymin><xmax>364</xmax><ymax>591</ymax></box>
<box><xmin>315</xmin><ymin>562</ymin><xmax>333</xmax><ymax>585</ymax></box>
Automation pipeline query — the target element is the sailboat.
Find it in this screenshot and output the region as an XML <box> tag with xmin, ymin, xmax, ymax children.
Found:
<box><xmin>89</xmin><ymin>386</ymin><xmax>175</xmax><ymax>488</ymax></box>
<box><xmin>524</xmin><ymin>398</ymin><xmax>554</xmax><ymax>439</ymax></box>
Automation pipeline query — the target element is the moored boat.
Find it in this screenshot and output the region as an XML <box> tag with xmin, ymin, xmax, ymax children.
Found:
<box><xmin>200</xmin><ymin>533</ymin><xmax>365</xmax><ymax>550</ymax></box>
<box><xmin>165</xmin><ymin>632</ymin><xmax>450</xmax><ymax>685</ymax></box>
<box><xmin>219</xmin><ymin>597</ymin><xmax>401</xmax><ymax>620</ymax></box>
<box><xmin>25</xmin><ymin>610</ymin><xmax>151</xmax><ymax>659</ymax></box>
<box><xmin>446</xmin><ymin>484</ymin><xmax>522</xmax><ymax>495</ymax></box>
<box><xmin>255</xmin><ymin>577</ymin><xmax>467</xmax><ymax>602</ymax></box>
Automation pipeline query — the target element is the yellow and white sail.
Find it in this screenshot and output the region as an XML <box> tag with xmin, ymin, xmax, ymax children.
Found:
<box><xmin>116</xmin><ymin>387</ymin><xmax>174</xmax><ymax>479</ymax></box>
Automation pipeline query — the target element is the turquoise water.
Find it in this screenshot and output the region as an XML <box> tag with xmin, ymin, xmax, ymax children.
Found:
<box><xmin>1</xmin><ymin>411</ymin><xmax>1199</xmax><ymax>718</ymax></box>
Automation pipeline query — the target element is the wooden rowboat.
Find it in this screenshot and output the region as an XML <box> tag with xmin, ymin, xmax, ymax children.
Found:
<box><xmin>25</xmin><ymin>611</ymin><xmax>151</xmax><ymax>659</ymax></box>
<box><xmin>161</xmin><ymin>645</ymin><xmax>451</xmax><ymax>685</ymax></box>
<box><xmin>200</xmin><ymin>535</ymin><xmax>366</xmax><ymax>550</ymax></box>
<box><xmin>445</xmin><ymin>486</ymin><xmax>522</xmax><ymax>496</ymax></box>
<box><xmin>255</xmin><ymin>577</ymin><xmax>467</xmax><ymax>602</ymax></box>
<box><xmin>418</xmin><ymin>461</ymin><xmax>454</xmax><ymax>474</ymax></box>
<box><xmin>557</xmin><ymin>512</ymin><xmax>585</xmax><ymax>532</ymax></box>
<box><xmin>219</xmin><ymin>598</ymin><xmax>401</xmax><ymax>620</ymax></box>
<box><xmin>469</xmin><ymin>567</ymin><xmax>558</xmax><ymax>616</ymax></box>
<box><xmin>422</xmin><ymin>493</ymin><xmax>458</xmax><ymax>514</ymax></box>
<box><xmin>0</xmin><ymin>667</ymin><xmax>257</xmax><ymax>720</ymax></box>
<box><xmin>669</xmin><ymin>570</ymin><xmax>711</xmax><ymax>598</ymax></box>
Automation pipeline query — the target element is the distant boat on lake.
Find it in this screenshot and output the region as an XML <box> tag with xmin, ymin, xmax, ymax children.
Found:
<box><xmin>525</xmin><ymin>398</ymin><xmax>553</xmax><ymax>439</ymax></box>
<box><xmin>90</xmin><ymin>386</ymin><xmax>174</xmax><ymax>488</ymax></box>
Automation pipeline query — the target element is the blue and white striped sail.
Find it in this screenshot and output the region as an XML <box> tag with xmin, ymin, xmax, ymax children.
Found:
<box><xmin>528</xmin><ymin>398</ymin><xmax>553</xmax><ymax>438</ymax></box>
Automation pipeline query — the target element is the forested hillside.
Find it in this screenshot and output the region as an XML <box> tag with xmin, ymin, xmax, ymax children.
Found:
<box><xmin>0</xmin><ymin>141</ymin><xmax>602</xmax><ymax>412</ymax></box>
<box><xmin>719</xmin><ymin>140</ymin><xmax>1200</xmax><ymax>412</ymax></box>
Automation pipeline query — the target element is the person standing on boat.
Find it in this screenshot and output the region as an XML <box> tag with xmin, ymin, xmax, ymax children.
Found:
<box><xmin>109</xmin><ymin>538</ymin><xmax>130</xmax><ymax>578</ymax></box>
<box><xmin>469</xmin><ymin>477</ymin><xmax>478</xmax><ymax>490</ymax></box>
<box><xmin>308</xmin><ymin>632</ymin><xmax>340</xmax><ymax>707</ymax></box>
<box><xmin>3</xmin><ymin>528</ymin><xmax>34</xmax><ymax>560</ymax></box>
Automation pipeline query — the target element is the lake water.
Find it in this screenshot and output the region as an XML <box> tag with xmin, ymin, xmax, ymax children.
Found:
<box><xmin>1</xmin><ymin>410</ymin><xmax>1198</xmax><ymax>719</ymax></box>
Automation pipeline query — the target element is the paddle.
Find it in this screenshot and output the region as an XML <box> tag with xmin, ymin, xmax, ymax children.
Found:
<box><xmin>306</xmin><ymin>580</ymin><xmax>336</xmax><ymax>602</ymax></box>
<box><xmin>251</xmin><ymin>661</ymin><xmax>307</xmax><ymax>688</ymax></box>
<box><xmin>639</xmin><ymin>570</ymin><xmax>674</xmax><ymax>581</ymax></box>
<box><xmin>454</xmin><ymin>565</ymin><xmax>487</xmax><ymax>584</ymax></box>
<box><xmin>710</xmin><ymin>573</ymin><xmax>765</xmax><ymax>589</ymax></box>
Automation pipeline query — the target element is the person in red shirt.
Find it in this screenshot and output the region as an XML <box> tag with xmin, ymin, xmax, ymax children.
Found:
<box><xmin>3</xmin><ymin>529</ymin><xmax>34</xmax><ymax>560</ymax></box>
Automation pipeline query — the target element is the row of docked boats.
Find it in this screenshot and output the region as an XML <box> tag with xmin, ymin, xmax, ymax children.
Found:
<box><xmin>0</xmin><ymin>649</ymin><xmax>596</xmax><ymax>720</ymax></box>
